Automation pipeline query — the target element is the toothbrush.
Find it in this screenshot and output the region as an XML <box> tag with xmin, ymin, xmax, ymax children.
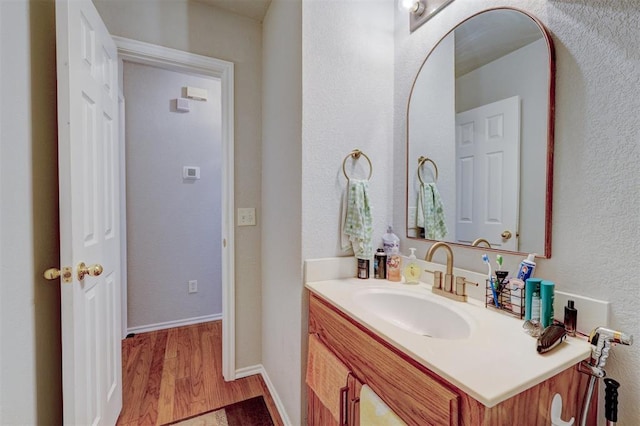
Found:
<box><xmin>482</xmin><ymin>254</ymin><xmax>500</xmax><ymax>308</ymax></box>
<box><xmin>496</xmin><ymin>254</ymin><xmax>503</xmax><ymax>270</ymax></box>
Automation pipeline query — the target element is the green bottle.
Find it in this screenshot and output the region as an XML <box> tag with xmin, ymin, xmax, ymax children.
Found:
<box><xmin>540</xmin><ymin>280</ymin><xmax>555</xmax><ymax>328</ymax></box>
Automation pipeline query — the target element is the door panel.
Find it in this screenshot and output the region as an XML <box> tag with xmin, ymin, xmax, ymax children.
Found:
<box><xmin>455</xmin><ymin>96</ymin><xmax>520</xmax><ymax>250</ymax></box>
<box><xmin>56</xmin><ymin>0</ymin><xmax>122</xmax><ymax>424</ymax></box>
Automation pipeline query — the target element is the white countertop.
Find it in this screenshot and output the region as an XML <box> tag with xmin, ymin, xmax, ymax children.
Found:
<box><xmin>305</xmin><ymin>277</ymin><xmax>592</xmax><ymax>407</ymax></box>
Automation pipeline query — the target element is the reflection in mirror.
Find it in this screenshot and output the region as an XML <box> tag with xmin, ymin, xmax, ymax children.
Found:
<box><xmin>406</xmin><ymin>8</ymin><xmax>554</xmax><ymax>258</ymax></box>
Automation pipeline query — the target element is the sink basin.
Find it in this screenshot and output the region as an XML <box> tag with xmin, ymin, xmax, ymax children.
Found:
<box><xmin>352</xmin><ymin>288</ymin><xmax>474</xmax><ymax>339</ymax></box>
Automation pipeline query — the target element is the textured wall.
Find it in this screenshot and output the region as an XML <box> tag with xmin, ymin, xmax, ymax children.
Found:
<box><xmin>124</xmin><ymin>62</ymin><xmax>222</xmax><ymax>329</ymax></box>
<box><xmin>262</xmin><ymin>1</ymin><xmax>302</xmax><ymax>423</ymax></box>
<box><xmin>394</xmin><ymin>1</ymin><xmax>640</xmax><ymax>423</ymax></box>
<box><xmin>302</xmin><ymin>0</ymin><xmax>395</xmax><ymax>262</ymax></box>
<box><xmin>94</xmin><ymin>0</ymin><xmax>263</xmax><ymax>369</ymax></box>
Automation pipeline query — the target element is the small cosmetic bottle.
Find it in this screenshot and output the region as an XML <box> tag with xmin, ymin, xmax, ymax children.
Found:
<box><xmin>564</xmin><ymin>300</ymin><xmax>577</xmax><ymax>337</ymax></box>
<box><xmin>525</xmin><ymin>278</ymin><xmax>542</xmax><ymax>322</ymax></box>
<box><xmin>540</xmin><ymin>280</ymin><xmax>555</xmax><ymax>328</ymax></box>
<box><xmin>357</xmin><ymin>258</ymin><xmax>370</xmax><ymax>279</ymax></box>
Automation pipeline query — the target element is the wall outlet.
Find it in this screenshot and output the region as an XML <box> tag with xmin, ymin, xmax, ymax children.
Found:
<box><xmin>188</xmin><ymin>280</ymin><xmax>198</xmax><ymax>294</ymax></box>
<box><xmin>237</xmin><ymin>207</ymin><xmax>256</xmax><ymax>226</ymax></box>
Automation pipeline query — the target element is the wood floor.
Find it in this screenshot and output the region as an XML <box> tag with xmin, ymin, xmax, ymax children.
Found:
<box><xmin>117</xmin><ymin>321</ymin><xmax>283</xmax><ymax>426</ymax></box>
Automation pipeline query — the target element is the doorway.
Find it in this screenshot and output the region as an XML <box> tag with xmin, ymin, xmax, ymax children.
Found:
<box><xmin>123</xmin><ymin>61</ymin><xmax>222</xmax><ymax>331</ymax></box>
<box><xmin>115</xmin><ymin>37</ymin><xmax>236</xmax><ymax>380</ymax></box>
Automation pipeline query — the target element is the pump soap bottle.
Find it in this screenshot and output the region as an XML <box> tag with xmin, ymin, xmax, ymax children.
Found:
<box><xmin>403</xmin><ymin>248</ymin><xmax>420</xmax><ymax>284</ymax></box>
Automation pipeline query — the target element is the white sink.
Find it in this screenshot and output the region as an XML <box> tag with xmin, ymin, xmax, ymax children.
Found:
<box><xmin>352</xmin><ymin>287</ymin><xmax>474</xmax><ymax>339</ymax></box>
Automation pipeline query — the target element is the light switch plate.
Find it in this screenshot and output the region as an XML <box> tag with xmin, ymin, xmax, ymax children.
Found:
<box><xmin>237</xmin><ymin>208</ymin><xmax>256</xmax><ymax>226</ymax></box>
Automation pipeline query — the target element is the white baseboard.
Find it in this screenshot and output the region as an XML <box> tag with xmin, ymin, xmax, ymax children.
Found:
<box><xmin>234</xmin><ymin>364</ymin><xmax>264</xmax><ymax>379</ymax></box>
<box><xmin>126</xmin><ymin>313</ymin><xmax>222</xmax><ymax>335</ymax></box>
<box><xmin>235</xmin><ymin>364</ymin><xmax>293</xmax><ymax>426</ymax></box>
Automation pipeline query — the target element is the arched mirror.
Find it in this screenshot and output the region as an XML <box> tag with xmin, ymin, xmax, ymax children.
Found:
<box><xmin>406</xmin><ymin>7</ymin><xmax>555</xmax><ymax>258</ymax></box>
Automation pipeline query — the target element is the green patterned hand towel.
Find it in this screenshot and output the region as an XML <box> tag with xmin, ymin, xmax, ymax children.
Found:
<box><xmin>341</xmin><ymin>179</ymin><xmax>373</xmax><ymax>260</ymax></box>
<box><xmin>417</xmin><ymin>182</ymin><xmax>448</xmax><ymax>240</ymax></box>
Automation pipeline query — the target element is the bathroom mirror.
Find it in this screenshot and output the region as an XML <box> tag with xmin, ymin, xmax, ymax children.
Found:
<box><xmin>406</xmin><ymin>7</ymin><xmax>554</xmax><ymax>258</ymax></box>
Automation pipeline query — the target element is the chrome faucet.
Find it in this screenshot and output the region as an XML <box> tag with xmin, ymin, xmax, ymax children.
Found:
<box><xmin>425</xmin><ymin>242</ymin><xmax>476</xmax><ymax>302</ymax></box>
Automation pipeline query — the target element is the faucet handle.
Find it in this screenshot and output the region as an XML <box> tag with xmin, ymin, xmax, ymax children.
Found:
<box><xmin>425</xmin><ymin>269</ymin><xmax>443</xmax><ymax>289</ymax></box>
<box><xmin>455</xmin><ymin>276</ymin><xmax>478</xmax><ymax>297</ymax></box>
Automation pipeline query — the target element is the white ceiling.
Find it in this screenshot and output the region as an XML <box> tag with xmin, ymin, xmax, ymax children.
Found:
<box><xmin>192</xmin><ymin>0</ymin><xmax>272</xmax><ymax>22</ymax></box>
<box><xmin>455</xmin><ymin>10</ymin><xmax>544</xmax><ymax>77</ymax></box>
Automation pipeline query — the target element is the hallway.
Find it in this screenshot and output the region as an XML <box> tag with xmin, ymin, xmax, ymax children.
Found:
<box><xmin>117</xmin><ymin>321</ymin><xmax>282</xmax><ymax>425</ymax></box>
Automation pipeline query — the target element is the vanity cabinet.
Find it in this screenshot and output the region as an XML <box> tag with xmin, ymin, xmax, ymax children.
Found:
<box><xmin>308</xmin><ymin>293</ymin><xmax>595</xmax><ymax>426</ymax></box>
<box><xmin>307</xmin><ymin>372</ymin><xmax>362</xmax><ymax>426</ymax></box>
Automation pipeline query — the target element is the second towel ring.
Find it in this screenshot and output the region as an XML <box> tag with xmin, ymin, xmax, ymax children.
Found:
<box><xmin>343</xmin><ymin>149</ymin><xmax>373</xmax><ymax>181</ymax></box>
<box><xmin>417</xmin><ymin>156</ymin><xmax>438</xmax><ymax>185</ymax></box>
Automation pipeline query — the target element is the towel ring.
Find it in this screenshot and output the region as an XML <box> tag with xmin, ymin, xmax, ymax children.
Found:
<box><xmin>342</xmin><ymin>149</ymin><xmax>373</xmax><ymax>181</ymax></box>
<box><xmin>417</xmin><ymin>156</ymin><xmax>438</xmax><ymax>185</ymax></box>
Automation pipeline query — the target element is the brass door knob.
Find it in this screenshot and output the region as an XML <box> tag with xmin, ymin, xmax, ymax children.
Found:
<box><xmin>77</xmin><ymin>262</ymin><xmax>104</xmax><ymax>281</ymax></box>
<box><xmin>501</xmin><ymin>230</ymin><xmax>513</xmax><ymax>240</ymax></box>
<box><xmin>44</xmin><ymin>266</ymin><xmax>73</xmax><ymax>283</ymax></box>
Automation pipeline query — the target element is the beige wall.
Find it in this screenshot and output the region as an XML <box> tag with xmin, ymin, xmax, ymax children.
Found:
<box><xmin>394</xmin><ymin>1</ymin><xmax>640</xmax><ymax>423</ymax></box>
<box><xmin>0</xmin><ymin>0</ymin><xmax>62</xmax><ymax>423</ymax></box>
<box><xmin>261</xmin><ymin>1</ymin><xmax>302</xmax><ymax>423</ymax></box>
<box><xmin>93</xmin><ymin>0</ymin><xmax>263</xmax><ymax>369</ymax></box>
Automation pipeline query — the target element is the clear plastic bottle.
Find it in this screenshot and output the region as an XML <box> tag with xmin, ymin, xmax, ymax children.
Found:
<box><xmin>382</xmin><ymin>226</ymin><xmax>401</xmax><ymax>282</ymax></box>
<box><xmin>382</xmin><ymin>226</ymin><xmax>399</xmax><ymax>255</ymax></box>
<box><xmin>403</xmin><ymin>248</ymin><xmax>420</xmax><ymax>284</ymax></box>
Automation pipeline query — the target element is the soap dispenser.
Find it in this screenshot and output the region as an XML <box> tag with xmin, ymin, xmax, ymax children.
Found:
<box><xmin>403</xmin><ymin>248</ymin><xmax>421</xmax><ymax>284</ymax></box>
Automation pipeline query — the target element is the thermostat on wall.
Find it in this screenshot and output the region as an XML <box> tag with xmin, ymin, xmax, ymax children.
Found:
<box><xmin>183</xmin><ymin>166</ymin><xmax>200</xmax><ymax>180</ymax></box>
<box><xmin>176</xmin><ymin>98</ymin><xmax>190</xmax><ymax>112</ymax></box>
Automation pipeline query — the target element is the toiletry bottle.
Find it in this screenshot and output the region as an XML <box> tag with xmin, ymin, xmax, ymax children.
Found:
<box><xmin>387</xmin><ymin>249</ymin><xmax>401</xmax><ymax>282</ymax></box>
<box><xmin>374</xmin><ymin>248</ymin><xmax>387</xmax><ymax>279</ymax></box>
<box><xmin>383</xmin><ymin>226</ymin><xmax>401</xmax><ymax>282</ymax></box>
<box><xmin>564</xmin><ymin>300</ymin><xmax>577</xmax><ymax>337</ymax></box>
<box><xmin>525</xmin><ymin>278</ymin><xmax>542</xmax><ymax>322</ymax></box>
<box><xmin>382</xmin><ymin>225</ymin><xmax>399</xmax><ymax>256</ymax></box>
<box><xmin>357</xmin><ymin>258</ymin><xmax>370</xmax><ymax>279</ymax></box>
<box><xmin>509</xmin><ymin>278</ymin><xmax>525</xmax><ymax>316</ymax></box>
<box><xmin>517</xmin><ymin>254</ymin><xmax>537</xmax><ymax>281</ymax></box>
<box><xmin>540</xmin><ymin>280</ymin><xmax>555</xmax><ymax>328</ymax></box>
<box><xmin>403</xmin><ymin>248</ymin><xmax>420</xmax><ymax>284</ymax></box>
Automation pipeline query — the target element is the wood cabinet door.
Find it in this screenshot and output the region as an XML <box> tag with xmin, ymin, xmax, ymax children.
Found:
<box><xmin>309</xmin><ymin>294</ymin><xmax>460</xmax><ymax>425</ymax></box>
<box><xmin>347</xmin><ymin>374</ymin><xmax>363</xmax><ymax>426</ymax></box>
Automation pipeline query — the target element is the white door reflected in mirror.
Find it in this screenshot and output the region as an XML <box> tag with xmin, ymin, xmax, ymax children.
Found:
<box><xmin>406</xmin><ymin>7</ymin><xmax>555</xmax><ymax>258</ymax></box>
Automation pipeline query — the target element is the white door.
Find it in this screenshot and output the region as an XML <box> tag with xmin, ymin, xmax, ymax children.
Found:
<box><xmin>56</xmin><ymin>0</ymin><xmax>122</xmax><ymax>424</ymax></box>
<box><xmin>455</xmin><ymin>96</ymin><xmax>520</xmax><ymax>251</ymax></box>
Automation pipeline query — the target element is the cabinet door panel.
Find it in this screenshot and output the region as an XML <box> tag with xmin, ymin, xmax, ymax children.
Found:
<box><xmin>310</xmin><ymin>294</ymin><xmax>459</xmax><ymax>425</ymax></box>
<box><xmin>307</xmin><ymin>385</ymin><xmax>340</xmax><ymax>426</ymax></box>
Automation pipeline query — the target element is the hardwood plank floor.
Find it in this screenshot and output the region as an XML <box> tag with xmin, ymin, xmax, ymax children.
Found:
<box><xmin>118</xmin><ymin>321</ymin><xmax>283</xmax><ymax>426</ymax></box>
